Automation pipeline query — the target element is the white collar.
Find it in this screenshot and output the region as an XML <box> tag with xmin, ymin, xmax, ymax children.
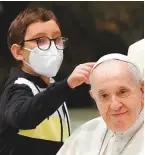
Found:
<box><xmin>50</xmin><ymin>78</ymin><xmax>55</xmax><ymax>83</ymax></box>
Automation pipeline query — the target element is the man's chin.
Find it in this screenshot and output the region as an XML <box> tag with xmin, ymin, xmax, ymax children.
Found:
<box><xmin>108</xmin><ymin>122</ymin><xmax>130</xmax><ymax>132</ymax></box>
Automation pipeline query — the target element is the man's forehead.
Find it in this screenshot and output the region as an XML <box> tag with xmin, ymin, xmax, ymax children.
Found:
<box><xmin>93</xmin><ymin>67</ymin><xmax>131</xmax><ymax>82</ymax></box>
<box><xmin>92</xmin><ymin>74</ymin><xmax>135</xmax><ymax>92</ymax></box>
<box><xmin>98</xmin><ymin>85</ymin><xmax>129</xmax><ymax>93</ymax></box>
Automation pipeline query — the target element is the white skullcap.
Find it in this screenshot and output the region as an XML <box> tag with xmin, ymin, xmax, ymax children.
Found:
<box><xmin>91</xmin><ymin>53</ymin><xmax>140</xmax><ymax>73</ymax></box>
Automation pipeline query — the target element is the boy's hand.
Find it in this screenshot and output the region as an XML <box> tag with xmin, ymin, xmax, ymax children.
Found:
<box><xmin>67</xmin><ymin>62</ymin><xmax>95</xmax><ymax>88</ymax></box>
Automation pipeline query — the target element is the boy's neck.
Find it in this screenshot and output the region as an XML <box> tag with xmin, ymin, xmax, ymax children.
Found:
<box><xmin>21</xmin><ymin>65</ymin><xmax>50</xmax><ymax>85</ymax></box>
<box><xmin>40</xmin><ymin>75</ymin><xmax>50</xmax><ymax>85</ymax></box>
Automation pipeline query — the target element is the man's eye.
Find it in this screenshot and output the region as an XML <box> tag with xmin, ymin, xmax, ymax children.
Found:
<box><xmin>99</xmin><ymin>93</ymin><xmax>109</xmax><ymax>102</ymax></box>
<box><xmin>102</xmin><ymin>94</ymin><xmax>108</xmax><ymax>98</ymax></box>
<box><xmin>120</xmin><ymin>90</ymin><xmax>126</xmax><ymax>93</ymax></box>
<box><xmin>100</xmin><ymin>94</ymin><xmax>109</xmax><ymax>100</ymax></box>
<box><xmin>118</xmin><ymin>89</ymin><xmax>129</xmax><ymax>97</ymax></box>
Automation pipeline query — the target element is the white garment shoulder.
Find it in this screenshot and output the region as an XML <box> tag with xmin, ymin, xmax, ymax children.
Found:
<box><xmin>72</xmin><ymin>117</ymin><xmax>106</xmax><ymax>144</ymax></box>
<box><xmin>80</xmin><ymin>117</ymin><xmax>104</xmax><ymax>130</ymax></box>
<box><xmin>56</xmin><ymin>117</ymin><xmax>105</xmax><ymax>155</ymax></box>
<box><xmin>69</xmin><ymin>117</ymin><xmax>104</xmax><ymax>139</ymax></box>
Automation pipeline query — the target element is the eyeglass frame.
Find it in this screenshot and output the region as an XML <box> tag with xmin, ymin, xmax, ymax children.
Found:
<box><xmin>20</xmin><ymin>36</ymin><xmax>68</xmax><ymax>51</ymax></box>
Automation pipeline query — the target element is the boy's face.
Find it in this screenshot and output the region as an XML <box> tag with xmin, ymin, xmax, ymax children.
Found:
<box><xmin>11</xmin><ymin>19</ymin><xmax>61</xmax><ymax>75</ymax></box>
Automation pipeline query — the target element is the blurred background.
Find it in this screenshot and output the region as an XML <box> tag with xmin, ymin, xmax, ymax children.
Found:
<box><xmin>0</xmin><ymin>1</ymin><xmax>144</xmax><ymax>131</ymax></box>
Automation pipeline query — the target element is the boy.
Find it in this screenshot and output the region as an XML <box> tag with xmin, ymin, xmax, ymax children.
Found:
<box><xmin>0</xmin><ymin>7</ymin><xmax>94</xmax><ymax>155</ymax></box>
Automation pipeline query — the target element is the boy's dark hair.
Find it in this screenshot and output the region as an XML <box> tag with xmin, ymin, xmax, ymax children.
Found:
<box><xmin>7</xmin><ymin>7</ymin><xmax>58</xmax><ymax>49</ymax></box>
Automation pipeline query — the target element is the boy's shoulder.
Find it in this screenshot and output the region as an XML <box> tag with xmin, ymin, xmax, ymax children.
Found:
<box><xmin>4</xmin><ymin>76</ymin><xmax>38</xmax><ymax>96</ymax></box>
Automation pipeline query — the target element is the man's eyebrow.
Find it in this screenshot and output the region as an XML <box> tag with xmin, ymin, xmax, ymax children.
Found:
<box><xmin>98</xmin><ymin>89</ymin><xmax>106</xmax><ymax>94</ymax></box>
<box><xmin>118</xmin><ymin>86</ymin><xmax>130</xmax><ymax>90</ymax></box>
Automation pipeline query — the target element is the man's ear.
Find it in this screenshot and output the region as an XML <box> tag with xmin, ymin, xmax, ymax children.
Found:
<box><xmin>141</xmin><ymin>80</ymin><xmax>144</xmax><ymax>90</ymax></box>
<box><xmin>140</xmin><ymin>80</ymin><xmax>144</xmax><ymax>108</ymax></box>
<box><xmin>89</xmin><ymin>89</ymin><xmax>95</xmax><ymax>100</ymax></box>
<box><xmin>11</xmin><ymin>44</ymin><xmax>24</xmax><ymax>61</ymax></box>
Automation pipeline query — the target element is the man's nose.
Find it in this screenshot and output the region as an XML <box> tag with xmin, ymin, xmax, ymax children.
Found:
<box><xmin>110</xmin><ymin>95</ymin><xmax>122</xmax><ymax>111</ymax></box>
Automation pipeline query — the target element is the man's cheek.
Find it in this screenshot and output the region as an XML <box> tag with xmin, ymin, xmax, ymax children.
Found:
<box><xmin>97</xmin><ymin>104</ymin><xmax>107</xmax><ymax>116</ymax></box>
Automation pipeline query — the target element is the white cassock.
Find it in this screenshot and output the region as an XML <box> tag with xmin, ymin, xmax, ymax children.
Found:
<box><xmin>56</xmin><ymin>110</ymin><xmax>144</xmax><ymax>155</ymax></box>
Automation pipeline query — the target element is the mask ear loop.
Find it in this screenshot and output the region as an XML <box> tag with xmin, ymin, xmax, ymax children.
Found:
<box><xmin>23</xmin><ymin>47</ymin><xmax>33</xmax><ymax>52</ymax></box>
<box><xmin>22</xmin><ymin>60</ymin><xmax>31</xmax><ymax>68</ymax></box>
<box><xmin>22</xmin><ymin>47</ymin><xmax>33</xmax><ymax>68</ymax></box>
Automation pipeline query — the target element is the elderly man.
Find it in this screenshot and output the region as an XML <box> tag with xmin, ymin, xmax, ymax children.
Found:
<box><xmin>56</xmin><ymin>53</ymin><xmax>144</xmax><ymax>155</ymax></box>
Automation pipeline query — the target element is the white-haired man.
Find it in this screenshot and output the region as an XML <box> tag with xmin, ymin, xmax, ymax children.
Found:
<box><xmin>56</xmin><ymin>53</ymin><xmax>144</xmax><ymax>155</ymax></box>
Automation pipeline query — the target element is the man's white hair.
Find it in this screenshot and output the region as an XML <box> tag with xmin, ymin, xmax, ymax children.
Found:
<box><xmin>90</xmin><ymin>53</ymin><xmax>143</xmax><ymax>85</ymax></box>
<box><xmin>127</xmin><ymin>63</ymin><xmax>142</xmax><ymax>84</ymax></box>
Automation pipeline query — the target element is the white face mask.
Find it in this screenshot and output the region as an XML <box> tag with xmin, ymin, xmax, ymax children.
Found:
<box><xmin>23</xmin><ymin>42</ymin><xmax>63</xmax><ymax>77</ymax></box>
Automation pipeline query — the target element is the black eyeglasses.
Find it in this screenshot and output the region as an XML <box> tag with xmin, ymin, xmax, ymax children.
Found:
<box><xmin>20</xmin><ymin>36</ymin><xmax>68</xmax><ymax>51</ymax></box>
